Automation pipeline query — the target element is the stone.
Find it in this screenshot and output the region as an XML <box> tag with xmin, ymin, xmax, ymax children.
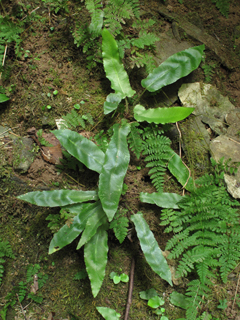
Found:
<box><xmin>180</xmin><ymin>116</ymin><xmax>211</xmax><ymax>169</ymax></box>
<box><xmin>210</xmin><ymin>135</ymin><xmax>240</xmax><ymax>198</ymax></box>
<box><xmin>179</xmin><ymin>82</ymin><xmax>235</xmax><ymax>135</ymax></box>
<box><xmin>13</xmin><ymin>137</ymin><xmax>36</xmax><ymax>173</ymax></box>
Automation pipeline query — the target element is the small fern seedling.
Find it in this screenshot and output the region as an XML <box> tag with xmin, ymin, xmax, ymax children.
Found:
<box><xmin>142</xmin><ymin>126</ymin><xmax>172</xmax><ymax>192</ymax></box>
<box><xmin>110</xmin><ymin>209</ymin><xmax>129</xmax><ymax>244</ymax></box>
<box><xmin>0</xmin><ymin>239</ymin><xmax>15</xmax><ymax>286</ymax></box>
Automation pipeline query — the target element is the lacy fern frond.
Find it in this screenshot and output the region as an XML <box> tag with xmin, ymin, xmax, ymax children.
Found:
<box><xmin>143</xmin><ymin>128</ymin><xmax>172</xmax><ymax>192</ymax></box>
<box><xmin>61</xmin><ymin>109</ymin><xmax>94</xmax><ymax>130</ymax></box>
<box><xmin>131</xmin><ymin>31</ymin><xmax>160</xmax><ymax>49</ymax></box>
<box><xmin>110</xmin><ymin>209</ymin><xmax>129</xmax><ymax>244</ymax></box>
<box><xmin>85</xmin><ymin>0</ymin><xmax>103</xmax><ymax>37</ymax></box>
<box><xmin>160</xmin><ymin>167</ymin><xmax>240</xmax><ymax>318</ymax></box>
<box><xmin>185</xmin><ymin>279</ymin><xmax>211</xmax><ymax>320</ymax></box>
<box><xmin>103</xmin><ymin>0</ymin><xmax>140</xmax><ymax>35</ymax></box>
<box><xmin>128</xmin><ymin>122</ymin><xmax>143</xmax><ymax>159</ymax></box>
<box><xmin>211</xmin><ymin>0</ymin><xmax>230</xmax><ymax>17</ymax></box>
<box><xmin>218</xmin><ymin>233</ymin><xmax>240</xmax><ymax>283</ymax></box>
<box><xmin>0</xmin><ymin>16</ymin><xmax>23</xmax><ymax>60</ymax></box>
<box><xmin>129</xmin><ymin>52</ymin><xmax>156</xmax><ymax>74</ymax></box>
<box><xmin>0</xmin><ymin>239</ymin><xmax>15</xmax><ymax>285</ymax></box>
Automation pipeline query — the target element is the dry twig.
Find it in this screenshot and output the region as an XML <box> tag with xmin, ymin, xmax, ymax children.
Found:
<box><xmin>124</xmin><ymin>258</ymin><xmax>135</xmax><ymax>320</ymax></box>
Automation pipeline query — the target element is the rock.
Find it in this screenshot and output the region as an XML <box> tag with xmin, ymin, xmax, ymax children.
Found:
<box><xmin>225</xmin><ymin>108</ymin><xmax>240</xmax><ymax>142</ymax></box>
<box><xmin>180</xmin><ymin>116</ymin><xmax>211</xmax><ymax>169</ymax></box>
<box><xmin>13</xmin><ymin>137</ymin><xmax>36</xmax><ymax>173</ymax></box>
<box><xmin>179</xmin><ymin>82</ymin><xmax>235</xmax><ymax>135</ymax></box>
<box><xmin>224</xmin><ymin>174</ymin><xmax>240</xmax><ymax>199</ymax></box>
<box><xmin>209</xmin><ymin>135</ymin><xmax>240</xmax><ymax>198</ymax></box>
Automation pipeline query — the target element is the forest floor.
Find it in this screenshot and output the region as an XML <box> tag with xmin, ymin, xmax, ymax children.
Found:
<box><xmin>1</xmin><ymin>0</ymin><xmax>240</xmax><ymax>319</ymax></box>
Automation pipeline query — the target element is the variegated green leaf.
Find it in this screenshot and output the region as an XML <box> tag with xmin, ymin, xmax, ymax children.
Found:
<box><xmin>140</xmin><ymin>192</ymin><xmax>182</xmax><ymax>209</ymax></box>
<box><xmin>134</xmin><ymin>104</ymin><xmax>195</xmax><ymax>124</ymax></box>
<box><xmin>131</xmin><ymin>213</ymin><xmax>172</xmax><ymax>286</ymax></box>
<box><xmin>17</xmin><ymin>189</ymin><xmax>98</xmax><ymax>207</ymax></box>
<box><xmin>0</xmin><ymin>94</ymin><xmax>9</xmax><ymax>103</ymax></box>
<box><xmin>49</xmin><ymin>202</ymin><xmax>99</xmax><ymax>254</ymax></box>
<box><xmin>104</xmin><ymin>92</ymin><xmax>123</xmax><ymax>115</ymax></box>
<box><xmin>96</xmin><ymin>307</ymin><xmax>121</xmax><ymax>320</ymax></box>
<box><xmin>52</xmin><ymin>129</ymin><xmax>105</xmax><ymax>173</ymax></box>
<box><xmin>141</xmin><ymin>44</ymin><xmax>205</xmax><ymax>92</ymax></box>
<box><xmin>98</xmin><ymin>122</ymin><xmax>130</xmax><ymax>221</ymax></box>
<box><xmin>168</xmin><ymin>151</ymin><xmax>195</xmax><ymax>192</ymax></box>
<box><xmin>84</xmin><ymin>226</ymin><xmax>108</xmax><ymax>297</ymax></box>
<box><xmin>102</xmin><ymin>28</ymin><xmax>135</xmax><ymax>98</ymax></box>
<box><xmin>77</xmin><ymin>202</ymin><xmax>107</xmax><ymax>249</ymax></box>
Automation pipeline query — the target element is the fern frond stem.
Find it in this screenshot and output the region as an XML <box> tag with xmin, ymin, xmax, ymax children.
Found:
<box><xmin>0</xmin><ymin>1</ymin><xmax>6</xmax><ymax>16</ymax></box>
<box><xmin>63</xmin><ymin>172</ymin><xmax>85</xmax><ymax>187</ymax></box>
<box><xmin>125</xmin><ymin>97</ymin><xmax>129</xmax><ymax>114</ymax></box>
<box><xmin>175</xmin><ymin>121</ymin><xmax>182</xmax><ymax>158</ymax></box>
<box><xmin>0</xmin><ymin>45</ymin><xmax>7</xmax><ymax>83</ymax></box>
<box><xmin>90</xmin><ymin>112</ymin><xmax>104</xmax><ymax>131</ymax></box>
<box><xmin>133</xmin><ymin>88</ymin><xmax>147</xmax><ymax>106</ymax></box>
<box><xmin>21</xmin><ymin>6</ymin><xmax>40</xmax><ymax>21</ymax></box>
<box><xmin>181</xmin><ymin>160</ymin><xmax>192</xmax><ymax>191</ymax></box>
<box><xmin>232</xmin><ymin>272</ymin><xmax>240</xmax><ymax>311</ymax></box>
<box><xmin>124</xmin><ymin>257</ymin><xmax>135</xmax><ymax>320</ymax></box>
<box><xmin>161</xmin><ymin>89</ymin><xmax>173</xmax><ymax>106</ymax></box>
<box><xmin>16</xmin><ymin>294</ymin><xmax>27</xmax><ymax>320</ymax></box>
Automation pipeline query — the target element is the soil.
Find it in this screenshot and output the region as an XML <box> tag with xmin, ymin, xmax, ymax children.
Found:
<box><xmin>1</xmin><ymin>0</ymin><xmax>240</xmax><ymax>319</ymax></box>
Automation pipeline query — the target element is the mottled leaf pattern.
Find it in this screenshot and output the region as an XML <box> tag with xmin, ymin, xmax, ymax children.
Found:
<box><xmin>52</xmin><ymin>129</ymin><xmax>105</xmax><ymax>173</ymax></box>
<box><xmin>48</xmin><ymin>202</ymin><xmax>100</xmax><ymax>254</ymax></box>
<box><xmin>98</xmin><ymin>122</ymin><xmax>130</xmax><ymax>221</ymax></box>
<box><xmin>134</xmin><ymin>104</ymin><xmax>195</xmax><ymax>124</ymax></box>
<box><xmin>77</xmin><ymin>202</ymin><xmax>107</xmax><ymax>249</ymax></box>
<box><xmin>102</xmin><ymin>28</ymin><xmax>135</xmax><ymax>98</ymax></box>
<box><xmin>17</xmin><ymin>189</ymin><xmax>98</xmax><ymax>207</ymax></box>
<box><xmin>141</xmin><ymin>45</ymin><xmax>205</xmax><ymax>92</ymax></box>
<box><xmin>84</xmin><ymin>226</ymin><xmax>108</xmax><ymax>297</ymax></box>
<box><xmin>131</xmin><ymin>213</ymin><xmax>172</xmax><ymax>286</ymax></box>
<box><xmin>140</xmin><ymin>192</ymin><xmax>182</xmax><ymax>209</ymax></box>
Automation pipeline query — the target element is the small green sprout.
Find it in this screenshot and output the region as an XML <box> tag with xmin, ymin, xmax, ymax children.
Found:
<box><xmin>47</xmin><ymin>105</ymin><xmax>52</xmax><ymax>110</ymax></box>
<box><xmin>110</xmin><ymin>272</ymin><xmax>129</xmax><ymax>284</ymax></box>
<box><xmin>53</xmin><ymin>90</ymin><xmax>58</xmax><ymax>95</ymax></box>
<box><xmin>47</xmin><ymin>92</ymin><xmax>51</xmax><ymax>98</ymax></box>
<box><xmin>140</xmin><ymin>288</ymin><xmax>169</xmax><ymax>319</ymax></box>
<box><xmin>74</xmin><ymin>104</ymin><xmax>80</xmax><ymax>110</ymax></box>
<box><xmin>217</xmin><ymin>299</ymin><xmax>228</xmax><ymax>310</ymax></box>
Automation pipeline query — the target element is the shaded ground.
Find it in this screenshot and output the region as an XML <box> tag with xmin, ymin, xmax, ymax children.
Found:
<box><xmin>1</xmin><ymin>0</ymin><xmax>240</xmax><ymax>319</ymax></box>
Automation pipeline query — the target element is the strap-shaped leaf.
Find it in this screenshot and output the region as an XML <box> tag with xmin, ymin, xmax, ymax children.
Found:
<box><xmin>17</xmin><ymin>189</ymin><xmax>98</xmax><ymax>207</ymax></box>
<box><xmin>77</xmin><ymin>202</ymin><xmax>107</xmax><ymax>249</ymax></box>
<box><xmin>140</xmin><ymin>192</ymin><xmax>182</xmax><ymax>209</ymax></box>
<box><xmin>98</xmin><ymin>122</ymin><xmax>130</xmax><ymax>221</ymax></box>
<box><xmin>168</xmin><ymin>151</ymin><xmax>195</xmax><ymax>192</ymax></box>
<box><xmin>102</xmin><ymin>28</ymin><xmax>135</xmax><ymax>98</ymax></box>
<box><xmin>131</xmin><ymin>213</ymin><xmax>172</xmax><ymax>286</ymax></box>
<box><xmin>141</xmin><ymin>44</ymin><xmax>205</xmax><ymax>92</ymax></box>
<box><xmin>52</xmin><ymin>129</ymin><xmax>105</xmax><ymax>173</ymax></box>
<box><xmin>104</xmin><ymin>92</ymin><xmax>123</xmax><ymax>115</ymax></box>
<box><xmin>134</xmin><ymin>104</ymin><xmax>195</xmax><ymax>124</ymax></box>
<box><xmin>96</xmin><ymin>307</ymin><xmax>121</xmax><ymax>320</ymax></box>
<box><xmin>49</xmin><ymin>202</ymin><xmax>99</xmax><ymax>254</ymax></box>
<box><xmin>84</xmin><ymin>226</ymin><xmax>108</xmax><ymax>297</ymax></box>
<box><xmin>0</xmin><ymin>94</ymin><xmax>9</xmax><ymax>103</ymax></box>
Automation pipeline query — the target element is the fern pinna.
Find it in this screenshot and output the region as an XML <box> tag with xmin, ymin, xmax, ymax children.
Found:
<box><xmin>0</xmin><ymin>239</ymin><xmax>15</xmax><ymax>286</ymax></box>
<box><xmin>160</xmin><ymin>172</ymin><xmax>240</xmax><ymax>319</ymax></box>
<box><xmin>142</xmin><ymin>127</ymin><xmax>172</xmax><ymax>193</ymax></box>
